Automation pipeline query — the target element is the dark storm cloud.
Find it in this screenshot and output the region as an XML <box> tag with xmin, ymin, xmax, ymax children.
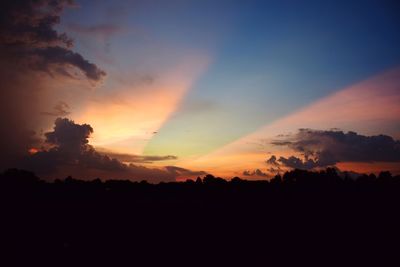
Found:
<box><xmin>23</xmin><ymin>118</ymin><xmax>202</xmax><ymax>182</ymax></box>
<box><xmin>0</xmin><ymin>0</ymin><xmax>106</xmax><ymax>170</ymax></box>
<box><xmin>45</xmin><ymin>117</ymin><xmax>93</xmax><ymax>149</ymax></box>
<box><xmin>24</xmin><ymin>118</ymin><xmax>111</xmax><ymax>173</ymax></box>
<box><xmin>32</xmin><ymin>46</ymin><xmax>106</xmax><ymax>81</ymax></box>
<box><xmin>0</xmin><ymin>0</ymin><xmax>105</xmax><ymax>81</ymax></box>
<box><xmin>268</xmin><ymin>129</ymin><xmax>400</xmax><ymax>170</ymax></box>
<box><xmin>0</xmin><ymin>0</ymin><xmax>74</xmax><ymax>47</ymax></box>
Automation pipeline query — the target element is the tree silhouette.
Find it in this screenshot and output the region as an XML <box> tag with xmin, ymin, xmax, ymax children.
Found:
<box><xmin>1</xmin><ymin>167</ymin><xmax>400</xmax><ymax>265</ymax></box>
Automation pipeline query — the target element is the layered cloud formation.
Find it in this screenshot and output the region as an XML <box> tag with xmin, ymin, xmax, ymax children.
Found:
<box><xmin>0</xmin><ymin>0</ymin><xmax>106</xmax><ymax>169</ymax></box>
<box><xmin>268</xmin><ymin>129</ymin><xmax>400</xmax><ymax>170</ymax></box>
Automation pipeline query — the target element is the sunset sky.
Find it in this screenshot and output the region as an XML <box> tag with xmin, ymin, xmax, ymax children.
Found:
<box><xmin>1</xmin><ymin>0</ymin><xmax>399</xmax><ymax>181</ymax></box>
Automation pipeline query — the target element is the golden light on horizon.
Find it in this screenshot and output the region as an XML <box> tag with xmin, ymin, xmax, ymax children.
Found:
<box><xmin>173</xmin><ymin>68</ymin><xmax>400</xmax><ymax>178</ymax></box>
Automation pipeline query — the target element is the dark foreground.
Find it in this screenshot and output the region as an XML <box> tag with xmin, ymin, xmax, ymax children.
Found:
<box><xmin>1</xmin><ymin>168</ymin><xmax>400</xmax><ymax>265</ymax></box>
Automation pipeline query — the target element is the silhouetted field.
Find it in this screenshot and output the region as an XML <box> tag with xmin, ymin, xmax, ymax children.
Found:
<box><xmin>1</xmin><ymin>168</ymin><xmax>400</xmax><ymax>265</ymax></box>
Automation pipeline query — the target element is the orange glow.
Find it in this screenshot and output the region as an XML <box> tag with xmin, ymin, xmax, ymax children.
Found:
<box><xmin>337</xmin><ymin>162</ymin><xmax>400</xmax><ymax>175</ymax></box>
<box><xmin>28</xmin><ymin>148</ymin><xmax>39</xmax><ymax>155</ymax></box>
<box><xmin>177</xmin><ymin>68</ymin><xmax>400</xmax><ymax>177</ymax></box>
<box><xmin>75</xmin><ymin>55</ymin><xmax>209</xmax><ymax>155</ymax></box>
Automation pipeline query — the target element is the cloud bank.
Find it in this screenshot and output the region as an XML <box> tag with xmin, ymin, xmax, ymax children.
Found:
<box><xmin>268</xmin><ymin>129</ymin><xmax>400</xmax><ymax>170</ymax></box>
<box><xmin>22</xmin><ymin>118</ymin><xmax>204</xmax><ymax>182</ymax></box>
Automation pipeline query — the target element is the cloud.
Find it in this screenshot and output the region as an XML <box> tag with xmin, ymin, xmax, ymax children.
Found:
<box><xmin>22</xmin><ymin>118</ymin><xmax>203</xmax><ymax>182</ymax></box>
<box><xmin>164</xmin><ymin>166</ymin><xmax>207</xmax><ymax>177</ymax></box>
<box><xmin>45</xmin><ymin>117</ymin><xmax>93</xmax><ymax>149</ymax></box>
<box><xmin>266</xmin><ymin>155</ymin><xmax>279</xmax><ymax>166</ymax></box>
<box><xmin>41</xmin><ymin>101</ymin><xmax>71</xmax><ymax>116</ymax></box>
<box><xmin>242</xmin><ymin>169</ymin><xmax>268</xmax><ymax>177</ymax></box>
<box><xmin>32</xmin><ymin>46</ymin><xmax>106</xmax><ymax>81</ymax></box>
<box><xmin>24</xmin><ymin>118</ymin><xmax>112</xmax><ymax>173</ymax></box>
<box><xmin>0</xmin><ymin>0</ymin><xmax>105</xmax><ymax>81</ymax></box>
<box><xmin>276</xmin><ymin>156</ymin><xmax>322</xmax><ymax>170</ymax></box>
<box><xmin>0</xmin><ymin>0</ymin><xmax>105</xmax><ymax>170</ymax></box>
<box><xmin>0</xmin><ymin>0</ymin><xmax>74</xmax><ymax>47</ymax></box>
<box><xmin>265</xmin><ymin>156</ymin><xmax>283</xmax><ymax>173</ymax></box>
<box><xmin>270</xmin><ymin>129</ymin><xmax>400</xmax><ymax>170</ymax></box>
<box><xmin>100</xmin><ymin>151</ymin><xmax>177</xmax><ymax>164</ymax></box>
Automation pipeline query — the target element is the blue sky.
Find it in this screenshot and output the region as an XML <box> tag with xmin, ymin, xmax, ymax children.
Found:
<box><xmin>139</xmin><ymin>0</ymin><xmax>400</xmax><ymax>156</ymax></box>
<box><xmin>57</xmin><ymin>0</ymin><xmax>400</xmax><ymax>174</ymax></box>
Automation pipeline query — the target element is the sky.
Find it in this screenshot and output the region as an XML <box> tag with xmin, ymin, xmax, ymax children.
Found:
<box><xmin>1</xmin><ymin>0</ymin><xmax>399</xmax><ymax>181</ymax></box>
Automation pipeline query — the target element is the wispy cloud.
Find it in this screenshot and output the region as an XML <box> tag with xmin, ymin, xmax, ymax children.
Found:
<box><xmin>41</xmin><ymin>101</ymin><xmax>71</xmax><ymax>117</ymax></box>
<box><xmin>99</xmin><ymin>151</ymin><xmax>177</xmax><ymax>164</ymax></box>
